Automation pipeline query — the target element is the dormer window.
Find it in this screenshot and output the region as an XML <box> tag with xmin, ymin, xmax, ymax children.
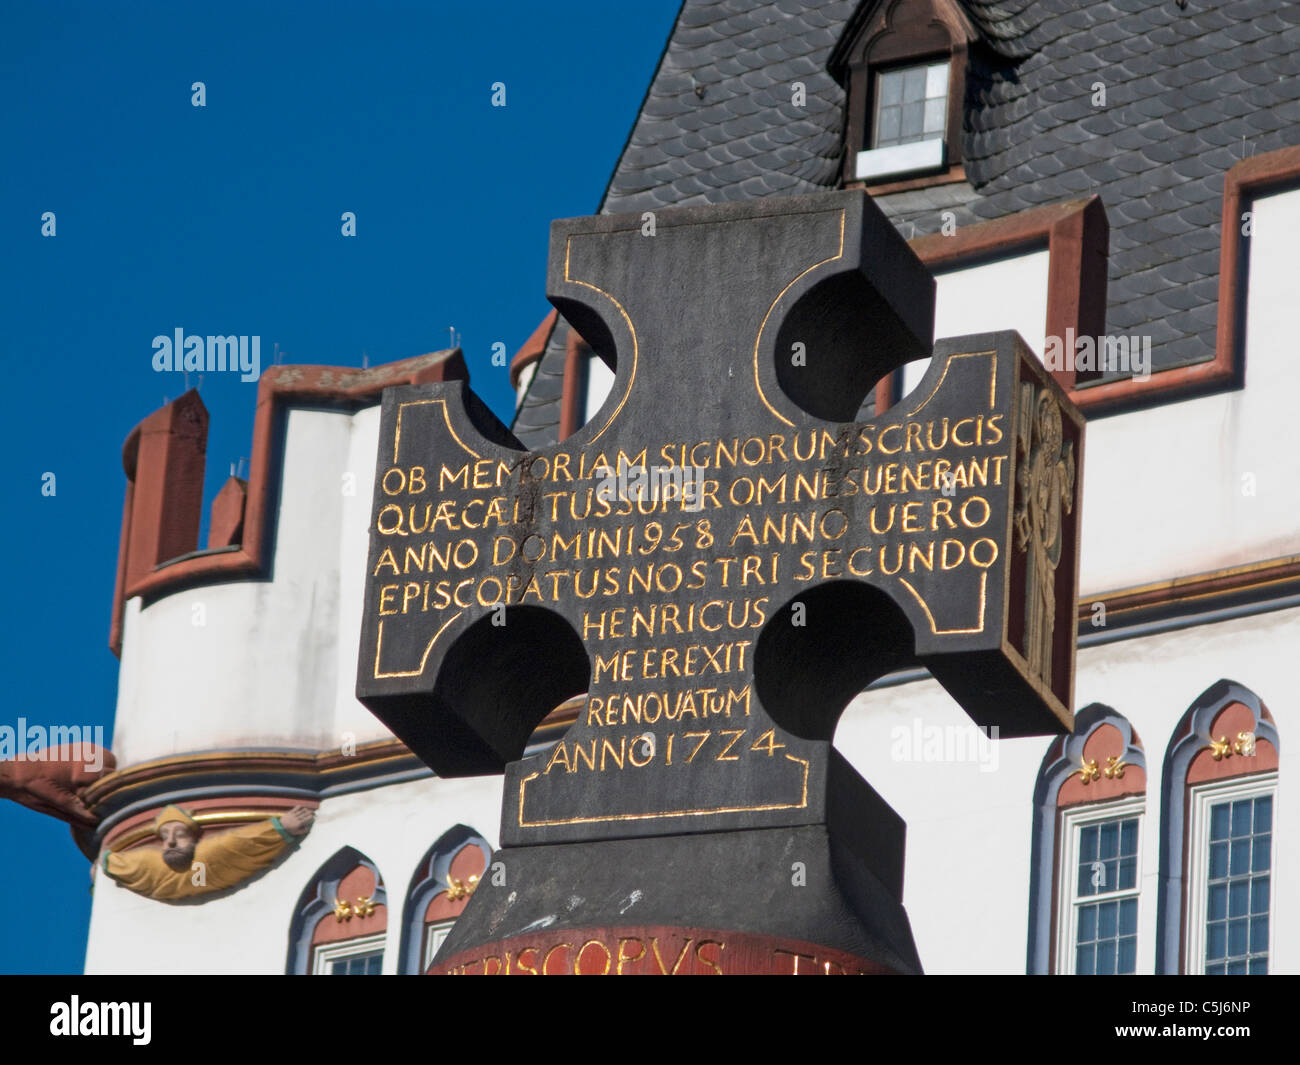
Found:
<box><xmin>829</xmin><ymin>0</ymin><xmax>978</xmax><ymax>189</ymax></box>
<box><xmin>873</xmin><ymin>61</ymin><xmax>948</xmax><ymax>148</ymax></box>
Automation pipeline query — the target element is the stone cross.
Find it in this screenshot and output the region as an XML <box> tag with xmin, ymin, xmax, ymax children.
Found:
<box><xmin>356</xmin><ymin>190</ymin><xmax>1084</xmax><ymax>973</ymax></box>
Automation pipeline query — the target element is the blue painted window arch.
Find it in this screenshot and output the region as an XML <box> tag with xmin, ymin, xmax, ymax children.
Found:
<box><xmin>1157</xmin><ymin>679</ymin><xmax>1279</xmax><ymax>975</ymax></box>
<box><xmin>1027</xmin><ymin>704</ymin><xmax>1147</xmax><ymax>974</ymax></box>
<box><xmin>285</xmin><ymin>846</ymin><xmax>388</xmax><ymax>975</ymax></box>
<box><xmin>400</xmin><ymin>825</ymin><xmax>493</xmax><ymax>974</ymax></box>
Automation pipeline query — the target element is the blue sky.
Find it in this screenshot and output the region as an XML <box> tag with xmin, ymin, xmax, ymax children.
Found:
<box><xmin>0</xmin><ymin>0</ymin><xmax>680</xmax><ymax>974</ymax></box>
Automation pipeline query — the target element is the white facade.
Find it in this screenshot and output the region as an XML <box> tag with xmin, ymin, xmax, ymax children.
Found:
<box><xmin>86</xmin><ymin>775</ymin><xmax>501</xmax><ymax>975</ymax></box>
<box><xmin>88</xmin><ymin>185</ymin><xmax>1299</xmax><ymax>975</ymax></box>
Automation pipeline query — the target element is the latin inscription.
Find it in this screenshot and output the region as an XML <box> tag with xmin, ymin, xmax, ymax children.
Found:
<box><xmin>371</xmin><ymin>419</ymin><xmax>1008</xmax><ymax>798</ymax></box>
<box><xmin>432</xmin><ymin>926</ymin><xmax>883</xmax><ymax>975</ymax></box>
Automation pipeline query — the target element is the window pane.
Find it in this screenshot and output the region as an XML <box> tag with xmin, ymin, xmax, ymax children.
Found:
<box><xmin>1208</xmin><ymin>882</ymin><xmax>1228</xmax><ymax>921</ymax></box>
<box><xmin>1228</xmin><ymin>919</ymin><xmax>1248</xmax><ymax>957</ymax></box>
<box><xmin>332</xmin><ymin>950</ymin><xmax>383</xmax><ymax>975</ymax></box>
<box><xmin>903</xmin><ymin>65</ymin><xmax>926</xmax><ymax>100</ymax></box>
<box><xmin>1229</xmin><ymin>879</ymin><xmax>1249</xmax><ymax>918</ymax></box>
<box><xmin>1078</xmin><ymin>904</ymin><xmax>1097</xmax><ymax>942</ymax></box>
<box><xmin>1253</xmin><ymin>834</ymin><xmax>1271</xmax><ymax>873</ymax></box>
<box><xmin>877</xmin><ymin>106</ymin><xmax>900</xmax><ymax>144</ymax></box>
<box><xmin>1249</xmin><ymin>957</ymin><xmax>1267</xmax><ymax>975</ymax></box>
<box><xmin>923</xmin><ymin>97</ymin><xmax>946</xmax><ymax>136</ymax></box>
<box><xmin>900</xmin><ymin>101</ymin><xmax>924</xmax><ymax>140</ymax></box>
<box><xmin>1098</xmin><ymin>900</ymin><xmax>1117</xmax><ymax>940</ymax></box>
<box><xmin>1250</xmin><ymin>915</ymin><xmax>1268</xmax><ymax>953</ymax></box>
<box><xmin>1251</xmin><ymin>876</ymin><xmax>1269</xmax><ymax>914</ymax></box>
<box><xmin>1099</xmin><ymin>821</ymin><xmax>1119</xmax><ymax>860</ymax></box>
<box><xmin>1255</xmin><ymin>796</ymin><xmax>1273</xmax><ymax>833</ymax></box>
<box><xmin>1209</xmin><ymin>841</ymin><xmax>1228</xmax><ymax>879</ymax></box>
<box><xmin>1118</xmin><ymin>936</ymin><xmax>1137</xmax><ymax>975</ymax></box>
<box><xmin>1071</xmin><ymin>815</ymin><xmax>1140</xmax><ymax>975</ymax></box>
<box><xmin>1206</xmin><ymin>922</ymin><xmax>1226</xmax><ymax>961</ymax></box>
<box><xmin>1211</xmin><ymin>804</ymin><xmax>1230</xmax><ymax>840</ymax></box>
<box><xmin>926</xmin><ymin>62</ymin><xmax>949</xmax><ymax>99</ymax></box>
<box><xmin>1203</xmin><ymin>790</ymin><xmax>1272</xmax><ymax>974</ymax></box>
<box><xmin>1078</xmin><ymin>860</ymin><xmax>1095</xmax><ymax>897</ymax></box>
<box><xmin>879</xmin><ymin>70</ymin><xmax>904</xmax><ymax>106</ymax></box>
<box><xmin>1231</xmin><ymin>801</ymin><xmax>1251</xmax><ymax>837</ymax></box>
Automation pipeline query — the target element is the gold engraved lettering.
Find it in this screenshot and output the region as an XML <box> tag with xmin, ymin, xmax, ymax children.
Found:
<box><xmin>695</xmin><ymin>940</ymin><xmax>725</xmax><ymax>975</ymax></box>
<box><xmin>716</xmin><ymin>729</ymin><xmax>745</xmax><ymax>761</ymax></box>
<box><xmin>542</xmin><ymin>943</ymin><xmax>570</xmax><ymax>975</ymax></box>
<box><xmin>616</xmin><ymin>937</ymin><xmax>646</xmax><ymax>975</ymax></box>
<box><xmin>683</xmin><ymin>731</ymin><xmax>711</xmax><ymax>763</ymax></box>
<box><xmin>651</xmin><ymin>937</ymin><xmax>693</xmax><ymax>975</ymax></box>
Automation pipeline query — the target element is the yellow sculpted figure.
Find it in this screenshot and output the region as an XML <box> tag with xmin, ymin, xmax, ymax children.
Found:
<box><xmin>102</xmin><ymin>804</ymin><xmax>315</xmax><ymax>901</ymax></box>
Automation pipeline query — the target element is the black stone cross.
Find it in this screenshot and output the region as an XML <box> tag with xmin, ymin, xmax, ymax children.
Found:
<box><xmin>356</xmin><ymin>190</ymin><xmax>1084</xmax><ymax>972</ymax></box>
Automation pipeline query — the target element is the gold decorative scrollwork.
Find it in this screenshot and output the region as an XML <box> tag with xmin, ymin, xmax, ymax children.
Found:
<box><xmin>445</xmin><ymin>874</ymin><xmax>480</xmax><ymax>901</ymax></box>
<box><xmin>1208</xmin><ymin>731</ymin><xmax>1256</xmax><ymax>760</ymax></box>
<box><xmin>333</xmin><ymin>896</ymin><xmax>377</xmax><ymax>921</ymax></box>
<box><xmin>1103</xmin><ymin>754</ymin><xmax>1128</xmax><ymax>779</ymax></box>
<box><xmin>1077</xmin><ymin>758</ymin><xmax>1100</xmax><ymax>785</ymax></box>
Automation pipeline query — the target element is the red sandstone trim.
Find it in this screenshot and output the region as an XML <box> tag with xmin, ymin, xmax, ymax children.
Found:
<box><xmin>110</xmin><ymin>349</ymin><xmax>468</xmax><ymax>655</ymax></box>
<box><xmin>1212</xmin><ymin>146</ymin><xmax>1300</xmax><ymax>396</ymax></box>
<box><xmin>207</xmin><ymin>476</ymin><xmax>247</xmax><ymax>548</ymax></box>
<box><xmin>509</xmin><ymin>309</ymin><xmax>558</xmax><ymax>389</ymax></box>
<box><xmin>558</xmin><ymin>328</ymin><xmax>589</xmax><ymax>442</ymax></box>
<box><xmin>856</xmin><ymin>164</ymin><xmax>968</xmax><ymax>198</ymax></box>
<box><xmin>908</xmin><ymin>196</ymin><xmax>1109</xmax><ymax>395</ymax></box>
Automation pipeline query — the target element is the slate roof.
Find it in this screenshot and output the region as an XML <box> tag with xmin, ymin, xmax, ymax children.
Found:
<box><xmin>513</xmin><ymin>0</ymin><xmax>1300</xmax><ymax>446</ymax></box>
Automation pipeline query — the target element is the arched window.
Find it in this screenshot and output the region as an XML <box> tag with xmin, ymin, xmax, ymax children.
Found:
<box><xmin>1158</xmin><ymin>680</ymin><xmax>1278</xmax><ymax>974</ymax></box>
<box><xmin>286</xmin><ymin>847</ymin><xmax>388</xmax><ymax>975</ymax></box>
<box><xmin>1028</xmin><ymin>705</ymin><xmax>1147</xmax><ymax>974</ymax></box>
<box><xmin>400</xmin><ymin>826</ymin><xmax>492</xmax><ymax>974</ymax></box>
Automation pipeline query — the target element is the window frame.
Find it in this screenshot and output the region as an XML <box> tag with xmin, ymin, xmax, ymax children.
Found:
<box><xmin>423</xmin><ymin>919</ymin><xmax>456</xmax><ymax>971</ymax></box>
<box><xmin>311</xmin><ymin>931</ymin><xmax>388</xmax><ymax>975</ymax></box>
<box><xmin>1054</xmin><ymin>795</ymin><xmax>1145</xmax><ymax>975</ymax></box>
<box><xmin>1184</xmin><ymin>771</ymin><xmax>1277</xmax><ymax>975</ymax></box>
<box><xmin>871</xmin><ymin>59</ymin><xmax>951</xmax><ymax>151</ymax></box>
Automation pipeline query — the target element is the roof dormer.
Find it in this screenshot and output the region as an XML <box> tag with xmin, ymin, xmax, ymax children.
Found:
<box><xmin>829</xmin><ymin>0</ymin><xmax>980</xmax><ymax>191</ymax></box>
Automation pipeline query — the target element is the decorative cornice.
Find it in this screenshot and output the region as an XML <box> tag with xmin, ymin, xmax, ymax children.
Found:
<box><xmin>1075</xmin><ymin>553</ymin><xmax>1300</xmax><ymax>631</ymax></box>
<box><xmin>83</xmin><ymin>738</ymin><xmax>424</xmax><ymax>833</ymax></box>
